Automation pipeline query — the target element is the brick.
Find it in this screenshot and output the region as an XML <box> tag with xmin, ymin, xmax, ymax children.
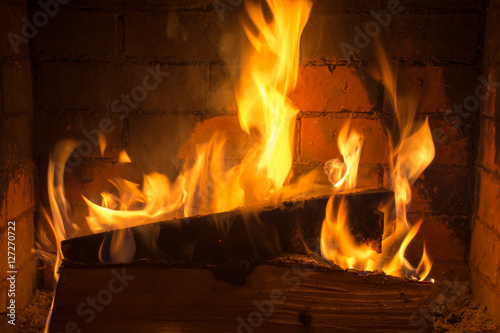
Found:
<box><xmin>394</xmin><ymin>218</ymin><xmax>470</xmax><ymax>282</ymax></box>
<box><xmin>15</xmin><ymin>216</ymin><xmax>35</xmax><ymax>265</ymax></box>
<box><xmin>396</xmin><ymin>0</ymin><xmax>480</xmax><ymax>10</ymax></box>
<box><xmin>420</xmin><ymin>167</ymin><xmax>474</xmax><ymax>215</ymax></box>
<box><xmin>478</xmin><ymin>117</ymin><xmax>500</xmax><ymax>174</ymax></box>
<box><xmin>207</xmin><ymin>64</ymin><xmax>237</xmax><ymax>113</ymax></box>
<box><xmin>65</xmin><ymin>0</ymin><xmax>213</xmax><ymax>10</ymax></box>
<box><xmin>312</xmin><ymin>0</ymin><xmax>384</xmax><ymax>12</ymax></box>
<box><xmin>405</xmin><ymin>215</ymin><xmax>467</xmax><ymax>263</ymax></box>
<box><xmin>36</xmin><ymin>62</ymin><xmax>123</xmax><ymax>110</ymax></box>
<box><xmin>0</xmin><ymin>1</ymin><xmax>29</xmax><ymax>58</ymax></box>
<box><xmin>6</xmin><ymin>164</ymin><xmax>34</xmax><ymax>222</ymax></box>
<box><xmin>291</xmin><ymin>66</ymin><xmax>379</xmax><ymax>112</ymax></box>
<box><xmin>389</xmin><ymin>13</ymin><xmax>481</xmax><ymax>63</ymax></box>
<box><xmin>124</xmin><ymin>12</ymin><xmax>221</xmax><ymax>61</ymax></box>
<box><xmin>476</xmin><ymin>171</ymin><xmax>500</xmax><ymax>236</ymax></box>
<box><xmin>0</xmin><ymin>114</ymin><xmax>32</xmax><ymax>169</ymax></box>
<box><xmin>0</xmin><ymin>257</ymin><xmax>37</xmax><ymax>312</ymax></box>
<box><xmin>0</xmin><ymin>214</ymin><xmax>35</xmax><ymax>282</ymax></box>
<box><xmin>445</xmin><ymin>66</ymin><xmax>485</xmax><ymax>107</ymax></box>
<box><xmin>356</xmin><ymin>164</ymin><xmax>383</xmax><ymax>188</ymax></box>
<box><xmin>36</xmin><ymin>63</ymin><xmax>208</xmax><ymax>113</ymax></box>
<box><xmin>128</xmin><ymin>114</ymin><xmax>195</xmax><ymax>162</ymax></box>
<box><xmin>429</xmin><ymin>259</ymin><xmax>469</xmax><ymax>281</ymax></box>
<box><xmin>484</xmin><ymin>9</ymin><xmax>500</xmax><ymax>65</ymax></box>
<box><xmin>471</xmin><ymin>272</ymin><xmax>500</xmax><ymax>325</ymax></box>
<box><xmin>492</xmin><ymin>0</ymin><xmax>500</xmax><ymax>9</ymax></box>
<box><xmin>481</xmin><ymin>67</ymin><xmax>500</xmax><ymax>119</ymax></box>
<box><xmin>302</xmin><ymin>14</ymin><xmax>389</xmax><ymax>62</ymax></box>
<box><xmin>1</xmin><ymin>59</ymin><xmax>32</xmax><ymax>115</ymax></box>
<box><xmin>64</xmin><ymin>160</ymin><xmax>137</xmax><ymax>207</ymax></box>
<box><xmin>178</xmin><ymin>116</ymin><xmax>247</xmax><ymax>160</ymax></box>
<box><xmin>385</xmin><ymin>67</ymin><xmax>445</xmax><ymax>114</ymax></box>
<box><xmin>0</xmin><ymin>197</ymin><xmax>6</xmax><ymax>231</ymax></box>
<box><xmin>32</xmin><ymin>9</ymin><xmax>116</xmax><ymax>60</ymax></box>
<box><xmin>145</xmin><ymin>65</ymin><xmax>208</xmax><ymax>113</ymax></box>
<box><xmin>386</xmin><ymin>166</ymin><xmax>474</xmax><ymax>214</ymax></box>
<box><xmin>428</xmin><ymin>115</ymin><xmax>475</xmax><ymax>166</ymax></box>
<box><xmin>470</xmin><ymin>220</ymin><xmax>500</xmax><ymax>288</ymax></box>
<box><xmin>35</xmin><ymin>111</ymin><xmax>125</xmax><ymax>161</ymax></box>
<box><xmin>291</xmin><ymin>162</ymin><xmax>382</xmax><ymax>189</ymax></box>
<box><xmin>145</xmin><ymin>0</ymin><xmax>213</xmax><ymax>9</ymax></box>
<box><xmin>388</xmin><ymin>66</ymin><xmax>480</xmax><ymax>115</ymax></box>
<box><xmin>300</xmin><ymin>117</ymin><xmax>389</xmax><ymax>164</ymax></box>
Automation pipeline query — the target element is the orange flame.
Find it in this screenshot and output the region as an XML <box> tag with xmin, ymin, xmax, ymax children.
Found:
<box><xmin>40</xmin><ymin>1</ymin><xmax>434</xmax><ymax>291</ymax></box>
<box><xmin>320</xmin><ymin>47</ymin><xmax>435</xmax><ymax>281</ymax></box>
<box><xmin>236</xmin><ymin>0</ymin><xmax>312</xmax><ymax>189</ymax></box>
<box><xmin>324</xmin><ymin>122</ymin><xmax>363</xmax><ymax>191</ymax></box>
<box><xmin>39</xmin><ymin>0</ymin><xmax>316</xmax><ymax>269</ymax></box>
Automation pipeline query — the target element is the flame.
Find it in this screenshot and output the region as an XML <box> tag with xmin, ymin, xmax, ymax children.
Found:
<box><xmin>80</xmin><ymin>0</ymin><xmax>315</xmax><ymax>239</ymax></box>
<box><xmin>118</xmin><ymin>150</ymin><xmax>131</xmax><ymax>163</ymax></box>
<box><xmin>39</xmin><ymin>1</ymin><xmax>434</xmax><ymax>303</ymax></box>
<box><xmin>35</xmin><ymin>4</ymin><xmax>441</xmax><ymax>333</ymax></box>
<box><xmin>99</xmin><ymin>135</ymin><xmax>107</xmax><ymax>156</ymax></box>
<box><xmin>320</xmin><ymin>47</ymin><xmax>435</xmax><ymax>281</ymax></box>
<box><xmin>236</xmin><ymin>0</ymin><xmax>312</xmax><ymax>189</ymax></box>
<box><xmin>324</xmin><ymin>122</ymin><xmax>363</xmax><ymax>191</ymax></box>
<box><xmin>38</xmin><ymin>0</ymin><xmax>316</xmax><ymax>273</ymax></box>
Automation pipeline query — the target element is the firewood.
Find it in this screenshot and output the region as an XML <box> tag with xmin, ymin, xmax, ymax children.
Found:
<box><xmin>61</xmin><ymin>189</ymin><xmax>393</xmax><ymax>265</ymax></box>
<box><xmin>48</xmin><ymin>255</ymin><xmax>432</xmax><ymax>333</ymax></box>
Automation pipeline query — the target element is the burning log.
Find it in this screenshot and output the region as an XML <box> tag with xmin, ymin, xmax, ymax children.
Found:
<box><xmin>61</xmin><ymin>189</ymin><xmax>393</xmax><ymax>266</ymax></box>
<box><xmin>48</xmin><ymin>255</ymin><xmax>432</xmax><ymax>333</ymax></box>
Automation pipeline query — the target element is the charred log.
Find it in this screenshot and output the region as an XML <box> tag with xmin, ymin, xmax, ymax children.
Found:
<box><xmin>62</xmin><ymin>189</ymin><xmax>393</xmax><ymax>266</ymax></box>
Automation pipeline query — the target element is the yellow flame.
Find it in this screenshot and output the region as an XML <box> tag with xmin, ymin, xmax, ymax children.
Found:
<box><xmin>35</xmin><ymin>140</ymin><xmax>82</xmax><ymax>284</ymax></box>
<box><xmin>118</xmin><ymin>150</ymin><xmax>132</xmax><ymax>163</ymax></box>
<box><xmin>324</xmin><ymin>121</ymin><xmax>363</xmax><ymax>191</ymax></box>
<box><xmin>40</xmin><ymin>0</ymin><xmax>434</xmax><ymax>287</ymax></box>
<box><xmin>80</xmin><ymin>0</ymin><xmax>315</xmax><ymax>239</ymax></box>
<box><xmin>40</xmin><ymin>0</ymin><xmax>317</xmax><ymax>268</ymax></box>
<box><xmin>99</xmin><ymin>135</ymin><xmax>107</xmax><ymax>156</ymax></box>
<box><xmin>320</xmin><ymin>46</ymin><xmax>435</xmax><ymax>281</ymax></box>
<box><xmin>236</xmin><ymin>0</ymin><xmax>312</xmax><ymax>189</ymax></box>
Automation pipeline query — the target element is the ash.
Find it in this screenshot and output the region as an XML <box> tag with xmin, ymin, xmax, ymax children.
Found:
<box><xmin>433</xmin><ymin>281</ymin><xmax>498</xmax><ymax>332</ymax></box>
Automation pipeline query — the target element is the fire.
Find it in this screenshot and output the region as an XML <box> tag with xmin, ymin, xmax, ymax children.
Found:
<box><xmin>39</xmin><ymin>0</ymin><xmax>316</xmax><ymax>276</ymax></box>
<box><xmin>320</xmin><ymin>45</ymin><xmax>435</xmax><ymax>281</ymax></box>
<box><xmin>39</xmin><ymin>0</ymin><xmax>435</xmax><ymax>303</ymax></box>
<box><xmin>81</xmin><ymin>0</ymin><xmax>315</xmax><ymax>242</ymax></box>
<box><xmin>236</xmin><ymin>0</ymin><xmax>312</xmax><ymax>189</ymax></box>
<box><xmin>324</xmin><ymin>122</ymin><xmax>363</xmax><ymax>191</ymax></box>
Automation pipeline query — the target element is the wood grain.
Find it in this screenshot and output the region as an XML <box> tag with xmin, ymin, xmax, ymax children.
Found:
<box><xmin>49</xmin><ymin>259</ymin><xmax>432</xmax><ymax>333</ymax></box>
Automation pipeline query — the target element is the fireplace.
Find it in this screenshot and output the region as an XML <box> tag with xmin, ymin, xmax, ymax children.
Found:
<box><xmin>0</xmin><ymin>0</ymin><xmax>499</xmax><ymax>331</ymax></box>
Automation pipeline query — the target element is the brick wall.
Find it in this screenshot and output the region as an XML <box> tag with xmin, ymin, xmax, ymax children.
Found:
<box><xmin>0</xmin><ymin>0</ymin><xmax>37</xmax><ymax>314</ymax></box>
<box><xmin>471</xmin><ymin>0</ymin><xmax>500</xmax><ymax>325</ymax></box>
<box><xmin>32</xmin><ymin>0</ymin><xmax>484</xmax><ymax>282</ymax></box>
<box><xmin>297</xmin><ymin>0</ymin><xmax>485</xmax><ymax>280</ymax></box>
